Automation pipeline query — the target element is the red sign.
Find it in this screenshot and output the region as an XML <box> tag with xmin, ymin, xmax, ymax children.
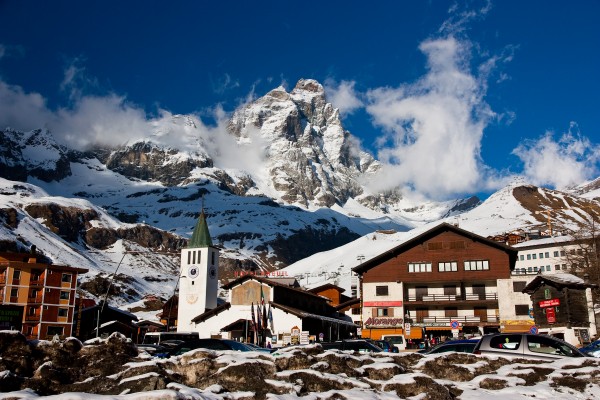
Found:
<box><xmin>364</xmin><ymin>301</ymin><xmax>403</xmax><ymax>307</ymax></box>
<box><xmin>539</xmin><ymin>298</ymin><xmax>560</xmax><ymax>308</ymax></box>
<box><xmin>546</xmin><ymin>307</ymin><xmax>556</xmax><ymax>324</ymax></box>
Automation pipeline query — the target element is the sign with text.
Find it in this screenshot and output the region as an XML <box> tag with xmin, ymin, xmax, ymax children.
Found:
<box><xmin>0</xmin><ymin>305</ymin><xmax>23</xmax><ymax>331</ymax></box>
<box><xmin>363</xmin><ymin>301</ymin><xmax>403</xmax><ymax>307</ymax></box>
<box><xmin>364</xmin><ymin>317</ymin><xmax>404</xmax><ymax>328</ymax></box>
<box><xmin>538</xmin><ymin>298</ymin><xmax>560</xmax><ymax>308</ymax></box>
<box><xmin>404</xmin><ymin>323</ymin><xmax>411</xmax><ymax>335</ymax></box>
<box><xmin>546</xmin><ymin>307</ymin><xmax>556</xmax><ymax>324</ymax></box>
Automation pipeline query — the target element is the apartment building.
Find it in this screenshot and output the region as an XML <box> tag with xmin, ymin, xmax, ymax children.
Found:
<box><xmin>353</xmin><ymin>223</ymin><xmax>518</xmax><ymax>343</ymax></box>
<box><xmin>0</xmin><ymin>250</ymin><xmax>88</xmax><ymax>339</ymax></box>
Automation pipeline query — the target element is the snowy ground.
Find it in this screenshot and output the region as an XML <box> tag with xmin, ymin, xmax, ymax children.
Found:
<box><xmin>1</xmin><ymin>333</ymin><xmax>599</xmax><ymax>400</ymax></box>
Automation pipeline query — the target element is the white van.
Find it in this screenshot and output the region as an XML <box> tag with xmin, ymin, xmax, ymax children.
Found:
<box><xmin>381</xmin><ymin>334</ymin><xmax>406</xmax><ymax>351</ymax></box>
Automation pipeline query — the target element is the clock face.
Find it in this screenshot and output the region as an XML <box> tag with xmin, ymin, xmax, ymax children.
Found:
<box><xmin>188</xmin><ymin>266</ymin><xmax>199</xmax><ymax>279</ymax></box>
<box><xmin>209</xmin><ymin>266</ymin><xmax>217</xmax><ymax>279</ymax></box>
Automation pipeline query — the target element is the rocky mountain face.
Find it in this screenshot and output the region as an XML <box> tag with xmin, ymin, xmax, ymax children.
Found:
<box><xmin>13</xmin><ymin>78</ymin><xmax>599</xmax><ymax>305</ymax></box>
<box><xmin>0</xmin><ymin>129</ymin><xmax>72</xmax><ymax>182</ymax></box>
<box><xmin>228</xmin><ymin>79</ymin><xmax>379</xmax><ymax>208</ymax></box>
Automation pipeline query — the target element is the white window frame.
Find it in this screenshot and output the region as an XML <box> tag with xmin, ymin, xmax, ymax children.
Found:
<box><xmin>464</xmin><ymin>260</ymin><xmax>490</xmax><ymax>271</ymax></box>
<box><xmin>408</xmin><ymin>262</ymin><xmax>432</xmax><ymax>273</ymax></box>
<box><xmin>438</xmin><ymin>261</ymin><xmax>458</xmax><ymax>272</ymax></box>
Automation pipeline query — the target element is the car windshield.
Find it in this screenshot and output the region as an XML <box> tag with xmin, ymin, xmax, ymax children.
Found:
<box><xmin>489</xmin><ymin>335</ymin><xmax>521</xmax><ymax>350</ymax></box>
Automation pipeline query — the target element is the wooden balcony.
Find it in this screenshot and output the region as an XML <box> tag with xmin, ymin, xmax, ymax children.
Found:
<box><xmin>410</xmin><ymin>315</ymin><xmax>500</xmax><ymax>324</ymax></box>
<box><xmin>25</xmin><ymin>314</ymin><xmax>41</xmax><ymax>321</ymax></box>
<box><xmin>405</xmin><ymin>292</ymin><xmax>499</xmax><ymax>303</ymax></box>
<box><xmin>27</xmin><ymin>295</ymin><xmax>43</xmax><ymax>304</ymax></box>
<box><xmin>29</xmin><ymin>279</ymin><xmax>44</xmax><ymax>287</ymax></box>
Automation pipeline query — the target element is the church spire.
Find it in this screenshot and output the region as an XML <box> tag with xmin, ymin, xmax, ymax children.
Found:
<box><xmin>188</xmin><ymin>206</ymin><xmax>213</xmax><ymax>248</ymax></box>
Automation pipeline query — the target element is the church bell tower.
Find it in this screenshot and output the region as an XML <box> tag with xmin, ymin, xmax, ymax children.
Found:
<box><xmin>177</xmin><ymin>208</ymin><xmax>219</xmax><ymax>332</ymax></box>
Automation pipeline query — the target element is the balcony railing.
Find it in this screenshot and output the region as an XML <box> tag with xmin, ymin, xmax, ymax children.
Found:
<box><xmin>27</xmin><ymin>295</ymin><xmax>43</xmax><ymax>304</ymax></box>
<box><xmin>29</xmin><ymin>279</ymin><xmax>44</xmax><ymax>286</ymax></box>
<box><xmin>409</xmin><ymin>315</ymin><xmax>500</xmax><ymax>324</ymax></box>
<box><xmin>25</xmin><ymin>314</ymin><xmax>41</xmax><ymax>321</ymax></box>
<box><xmin>406</xmin><ymin>292</ymin><xmax>498</xmax><ymax>302</ymax></box>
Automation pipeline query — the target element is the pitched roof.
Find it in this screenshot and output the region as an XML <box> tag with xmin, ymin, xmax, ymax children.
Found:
<box><xmin>352</xmin><ymin>222</ymin><xmax>518</xmax><ymax>274</ymax></box>
<box><xmin>188</xmin><ymin>210</ymin><xmax>213</xmax><ymax>248</ymax></box>
<box><xmin>522</xmin><ymin>273</ymin><xmax>598</xmax><ymax>293</ymax></box>
<box><xmin>222</xmin><ymin>275</ymin><xmax>324</xmax><ymax>300</ymax></box>
<box><xmin>308</xmin><ymin>283</ymin><xmax>346</xmax><ymax>294</ymax></box>
<box><xmin>191</xmin><ymin>302</ymin><xmax>231</xmax><ymax>323</ymax></box>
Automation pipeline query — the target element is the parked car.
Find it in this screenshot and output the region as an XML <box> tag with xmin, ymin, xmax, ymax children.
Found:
<box><xmin>419</xmin><ymin>339</ymin><xmax>480</xmax><ymax>354</ymax></box>
<box><xmin>375</xmin><ymin>340</ymin><xmax>399</xmax><ymax>353</ymax></box>
<box><xmin>321</xmin><ymin>339</ymin><xmax>383</xmax><ymax>353</ymax></box>
<box><xmin>166</xmin><ymin>338</ymin><xmax>253</xmax><ymax>356</ymax></box>
<box><xmin>579</xmin><ymin>339</ymin><xmax>600</xmax><ymax>357</ymax></box>
<box><xmin>473</xmin><ymin>333</ymin><xmax>586</xmax><ymax>360</ymax></box>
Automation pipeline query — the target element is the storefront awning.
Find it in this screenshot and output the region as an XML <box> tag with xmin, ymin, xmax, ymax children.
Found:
<box><xmin>502</xmin><ymin>325</ymin><xmax>533</xmax><ymax>333</ymax></box>
<box><xmin>406</xmin><ymin>329</ymin><xmax>423</xmax><ymax>339</ymax></box>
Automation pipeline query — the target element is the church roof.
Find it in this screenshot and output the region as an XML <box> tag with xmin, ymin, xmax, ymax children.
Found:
<box><xmin>188</xmin><ymin>210</ymin><xmax>213</xmax><ymax>248</ymax></box>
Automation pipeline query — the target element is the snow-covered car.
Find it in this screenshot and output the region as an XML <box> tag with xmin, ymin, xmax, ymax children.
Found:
<box><xmin>580</xmin><ymin>339</ymin><xmax>600</xmax><ymax>357</ymax></box>
<box><xmin>473</xmin><ymin>333</ymin><xmax>586</xmax><ymax>360</ymax></box>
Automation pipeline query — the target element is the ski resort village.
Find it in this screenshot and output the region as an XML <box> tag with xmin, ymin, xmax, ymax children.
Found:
<box><xmin>1</xmin><ymin>205</ymin><xmax>599</xmax><ymax>349</ymax></box>
<box><xmin>3</xmin><ymin>1</ymin><xmax>600</xmax><ymax>398</ymax></box>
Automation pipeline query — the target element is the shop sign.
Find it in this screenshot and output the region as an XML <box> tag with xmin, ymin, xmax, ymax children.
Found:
<box><xmin>538</xmin><ymin>298</ymin><xmax>560</xmax><ymax>308</ymax></box>
<box><xmin>546</xmin><ymin>307</ymin><xmax>556</xmax><ymax>324</ymax></box>
<box><xmin>364</xmin><ymin>317</ymin><xmax>404</xmax><ymax>327</ymax></box>
<box><xmin>411</xmin><ymin>322</ymin><xmax>450</xmax><ymax>327</ymax></box>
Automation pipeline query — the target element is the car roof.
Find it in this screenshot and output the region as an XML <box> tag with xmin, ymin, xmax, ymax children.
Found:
<box><xmin>443</xmin><ymin>339</ymin><xmax>480</xmax><ymax>344</ymax></box>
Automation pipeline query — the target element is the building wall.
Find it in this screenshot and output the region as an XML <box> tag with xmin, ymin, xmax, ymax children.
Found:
<box><xmin>362</xmin><ymin>231</ymin><xmax>512</xmax><ymax>284</ymax></box>
<box><xmin>230</xmin><ymin>280</ymin><xmax>272</xmax><ymax>305</ymax></box>
<box><xmin>178</xmin><ymin>246</ymin><xmax>219</xmax><ymax>332</ymax></box>
<box><xmin>358</xmin><ymin>229</ymin><xmax>514</xmax><ymax>341</ymax></box>
<box><xmin>193</xmin><ymin>304</ymin><xmax>302</xmax><ymax>341</ymax></box>
<box><xmin>1</xmin><ymin>255</ymin><xmax>85</xmax><ymax>339</ymax></box>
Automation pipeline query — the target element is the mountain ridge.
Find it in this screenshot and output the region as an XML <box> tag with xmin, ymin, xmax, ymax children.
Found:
<box><xmin>2</xmin><ymin>78</ymin><xmax>598</xmax><ymax>306</ymax></box>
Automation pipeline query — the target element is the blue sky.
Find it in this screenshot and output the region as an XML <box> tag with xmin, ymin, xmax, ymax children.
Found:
<box><xmin>1</xmin><ymin>1</ymin><xmax>599</xmax><ymax>199</ymax></box>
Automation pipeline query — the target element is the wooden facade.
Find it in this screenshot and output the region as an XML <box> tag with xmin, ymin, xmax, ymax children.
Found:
<box><xmin>354</xmin><ymin>223</ymin><xmax>518</xmax><ymax>341</ymax></box>
<box><xmin>524</xmin><ymin>275</ymin><xmax>595</xmax><ymax>330</ymax></box>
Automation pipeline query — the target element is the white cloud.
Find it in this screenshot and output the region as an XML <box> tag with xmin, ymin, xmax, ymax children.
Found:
<box><xmin>0</xmin><ymin>72</ymin><xmax>267</xmax><ymax>177</ymax></box>
<box><xmin>364</xmin><ymin>35</ymin><xmax>494</xmax><ymax>199</ymax></box>
<box><xmin>0</xmin><ymin>80</ymin><xmax>55</xmax><ymax>132</ymax></box>
<box><xmin>512</xmin><ymin>123</ymin><xmax>600</xmax><ymax>189</ymax></box>
<box><xmin>324</xmin><ymin>79</ymin><xmax>363</xmax><ymax>116</ymax></box>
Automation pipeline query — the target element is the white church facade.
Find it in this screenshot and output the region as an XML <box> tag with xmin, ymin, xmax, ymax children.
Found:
<box><xmin>176</xmin><ymin>210</ymin><xmax>358</xmax><ymax>345</ymax></box>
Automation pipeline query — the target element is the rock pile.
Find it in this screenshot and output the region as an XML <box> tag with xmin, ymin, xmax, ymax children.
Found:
<box><xmin>1</xmin><ymin>331</ymin><xmax>600</xmax><ymax>399</ymax></box>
